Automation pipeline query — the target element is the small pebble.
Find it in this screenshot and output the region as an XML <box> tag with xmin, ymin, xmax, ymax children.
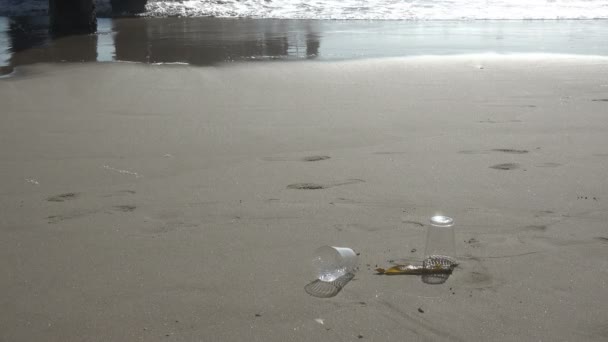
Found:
<box><xmin>418</xmin><ymin>307</ymin><xmax>424</xmax><ymax>313</ymax></box>
<box><xmin>411</xmin><ymin>248</ymin><xmax>416</xmax><ymax>253</ymax></box>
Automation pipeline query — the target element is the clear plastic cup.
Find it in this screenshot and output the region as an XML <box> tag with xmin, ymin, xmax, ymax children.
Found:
<box><xmin>422</xmin><ymin>215</ymin><xmax>457</xmax><ymax>285</ymax></box>
<box><xmin>306</xmin><ymin>246</ymin><xmax>358</xmax><ymax>298</ymax></box>
<box><xmin>312</xmin><ymin>246</ymin><xmax>358</xmax><ymax>282</ymax></box>
<box><xmin>424</xmin><ymin>215</ymin><xmax>455</xmax><ymax>261</ymax></box>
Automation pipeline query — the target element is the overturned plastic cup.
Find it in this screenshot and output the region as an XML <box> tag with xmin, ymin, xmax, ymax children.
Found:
<box><xmin>312</xmin><ymin>246</ymin><xmax>358</xmax><ymax>282</ymax></box>
<box><xmin>305</xmin><ymin>246</ymin><xmax>358</xmax><ymax>298</ymax></box>
<box><xmin>422</xmin><ymin>215</ymin><xmax>457</xmax><ymax>285</ymax></box>
<box><xmin>425</xmin><ymin>215</ymin><xmax>455</xmax><ymax>260</ymax></box>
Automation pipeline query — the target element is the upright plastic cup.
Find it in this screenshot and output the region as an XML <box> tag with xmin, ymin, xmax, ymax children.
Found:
<box><xmin>312</xmin><ymin>246</ymin><xmax>358</xmax><ymax>282</ymax></box>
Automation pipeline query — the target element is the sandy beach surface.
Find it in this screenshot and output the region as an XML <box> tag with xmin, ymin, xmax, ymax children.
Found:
<box><xmin>1</xmin><ymin>56</ymin><xmax>608</xmax><ymax>341</ymax></box>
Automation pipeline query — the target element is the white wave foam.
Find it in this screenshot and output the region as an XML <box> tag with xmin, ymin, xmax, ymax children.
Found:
<box><xmin>1</xmin><ymin>0</ymin><xmax>608</xmax><ymax>19</ymax></box>
<box><xmin>143</xmin><ymin>0</ymin><xmax>608</xmax><ymax>20</ymax></box>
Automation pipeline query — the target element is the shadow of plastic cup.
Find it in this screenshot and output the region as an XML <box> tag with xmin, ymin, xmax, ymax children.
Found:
<box><xmin>305</xmin><ymin>272</ymin><xmax>355</xmax><ymax>298</ymax></box>
<box><xmin>422</xmin><ymin>215</ymin><xmax>457</xmax><ymax>285</ymax></box>
<box><xmin>305</xmin><ymin>246</ymin><xmax>358</xmax><ymax>298</ymax></box>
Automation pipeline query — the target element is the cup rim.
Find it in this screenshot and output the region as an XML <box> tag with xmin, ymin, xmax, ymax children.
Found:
<box><xmin>430</xmin><ymin>215</ymin><xmax>454</xmax><ymax>227</ymax></box>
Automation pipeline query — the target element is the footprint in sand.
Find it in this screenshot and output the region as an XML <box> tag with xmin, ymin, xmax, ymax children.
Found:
<box><xmin>520</xmin><ymin>225</ymin><xmax>548</xmax><ymax>232</ymax></box>
<box><xmin>287</xmin><ymin>179</ymin><xmax>364</xmax><ymax>190</ymax></box>
<box><xmin>262</xmin><ymin>155</ymin><xmax>331</xmax><ymax>162</ymax></box>
<box><xmin>489</xmin><ymin>163</ymin><xmax>519</xmax><ymax>170</ymax></box>
<box><xmin>47</xmin><ymin>192</ymin><xmax>80</xmax><ymax>202</ymax></box>
<box><xmin>113</xmin><ymin>205</ymin><xmax>136</xmax><ymax>212</ymax></box>
<box><xmin>402</xmin><ymin>220</ymin><xmax>425</xmax><ymax>228</ymax></box>
<box><xmin>460</xmin><ymin>149</ymin><xmax>528</xmax><ymax>155</ymax></box>
<box><xmin>287</xmin><ymin>183</ymin><xmax>326</xmax><ymax>190</ymax></box>
<box><xmin>301</xmin><ymin>155</ymin><xmax>330</xmax><ymax>162</ymax></box>
<box><xmin>491</xmin><ymin>149</ymin><xmax>528</xmax><ymax>154</ymax></box>
<box><xmin>47</xmin><ymin>209</ymin><xmax>95</xmax><ymax>224</ymax></box>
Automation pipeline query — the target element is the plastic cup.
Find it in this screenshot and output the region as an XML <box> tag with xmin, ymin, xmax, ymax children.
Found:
<box><xmin>306</xmin><ymin>246</ymin><xmax>357</xmax><ymax>298</ymax></box>
<box><xmin>424</xmin><ymin>215</ymin><xmax>456</xmax><ymax>261</ymax></box>
<box><xmin>421</xmin><ymin>215</ymin><xmax>457</xmax><ymax>285</ymax></box>
<box><xmin>312</xmin><ymin>246</ymin><xmax>358</xmax><ymax>282</ymax></box>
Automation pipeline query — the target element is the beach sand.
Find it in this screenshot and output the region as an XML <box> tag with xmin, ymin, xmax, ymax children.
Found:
<box><xmin>1</xmin><ymin>57</ymin><xmax>608</xmax><ymax>341</ymax></box>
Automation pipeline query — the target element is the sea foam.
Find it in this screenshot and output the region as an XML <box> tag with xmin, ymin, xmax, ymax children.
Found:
<box><xmin>1</xmin><ymin>0</ymin><xmax>608</xmax><ymax>20</ymax></box>
<box><xmin>143</xmin><ymin>0</ymin><xmax>608</xmax><ymax>20</ymax></box>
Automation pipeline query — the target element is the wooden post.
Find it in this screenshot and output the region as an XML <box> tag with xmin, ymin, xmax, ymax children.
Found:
<box><xmin>49</xmin><ymin>0</ymin><xmax>97</xmax><ymax>35</ymax></box>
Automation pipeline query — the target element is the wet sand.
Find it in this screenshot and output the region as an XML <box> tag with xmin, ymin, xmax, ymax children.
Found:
<box><xmin>1</xmin><ymin>57</ymin><xmax>608</xmax><ymax>341</ymax></box>
<box><xmin>3</xmin><ymin>17</ymin><xmax>608</xmax><ymax>75</ymax></box>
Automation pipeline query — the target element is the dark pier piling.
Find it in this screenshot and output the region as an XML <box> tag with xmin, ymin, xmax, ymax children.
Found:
<box><xmin>111</xmin><ymin>0</ymin><xmax>148</xmax><ymax>15</ymax></box>
<box><xmin>49</xmin><ymin>0</ymin><xmax>97</xmax><ymax>35</ymax></box>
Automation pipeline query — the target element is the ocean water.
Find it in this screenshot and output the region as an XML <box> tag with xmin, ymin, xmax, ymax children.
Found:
<box><xmin>1</xmin><ymin>0</ymin><xmax>608</xmax><ymax>19</ymax></box>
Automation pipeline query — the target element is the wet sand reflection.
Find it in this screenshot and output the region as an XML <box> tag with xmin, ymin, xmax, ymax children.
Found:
<box><xmin>0</xmin><ymin>16</ymin><xmax>322</xmax><ymax>73</ymax></box>
<box><xmin>3</xmin><ymin>16</ymin><xmax>97</xmax><ymax>71</ymax></box>
<box><xmin>3</xmin><ymin>17</ymin><xmax>608</xmax><ymax>75</ymax></box>
<box><xmin>113</xmin><ymin>18</ymin><xmax>320</xmax><ymax>65</ymax></box>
